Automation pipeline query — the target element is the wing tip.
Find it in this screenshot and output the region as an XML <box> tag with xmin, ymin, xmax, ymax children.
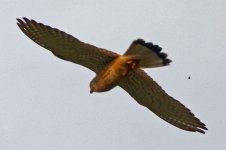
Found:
<box><xmin>196</xmin><ymin>127</ymin><xmax>207</xmax><ymax>134</ymax></box>
<box><xmin>186</xmin><ymin>121</ymin><xmax>208</xmax><ymax>134</ymax></box>
<box><xmin>16</xmin><ymin>17</ymin><xmax>29</xmax><ymax>27</ymax></box>
<box><xmin>16</xmin><ymin>18</ymin><xmax>24</xmax><ymax>24</ymax></box>
<box><xmin>199</xmin><ymin>125</ymin><xmax>208</xmax><ymax>134</ymax></box>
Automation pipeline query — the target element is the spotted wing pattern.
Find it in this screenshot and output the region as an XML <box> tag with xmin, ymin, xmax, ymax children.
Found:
<box><xmin>119</xmin><ymin>69</ymin><xmax>207</xmax><ymax>133</ymax></box>
<box><xmin>17</xmin><ymin>17</ymin><xmax>119</xmax><ymax>72</ymax></box>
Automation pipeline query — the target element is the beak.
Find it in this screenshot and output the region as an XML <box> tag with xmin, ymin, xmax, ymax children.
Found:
<box><xmin>90</xmin><ymin>90</ymin><xmax>93</xmax><ymax>94</ymax></box>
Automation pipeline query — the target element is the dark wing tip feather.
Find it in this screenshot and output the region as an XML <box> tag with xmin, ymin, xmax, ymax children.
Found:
<box><xmin>197</xmin><ymin>128</ymin><xmax>207</xmax><ymax>134</ymax></box>
<box><xmin>16</xmin><ymin>18</ymin><xmax>24</xmax><ymax>25</ymax></box>
<box><xmin>30</xmin><ymin>19</ymin><xmax>37</xmax><ymax>23</ymax></box>
<box><xmin>22</xmin><ymin>17</ymin><xmax>29</xmax><ymax>22</ymax></box>
<box><xmin>133</xmin><ymin>38</ymin><xmax>171</xmax><ymax>66</ymax></box>
<box><xmin>194</xmin><ymin>123</ymin><xmax>207</xmax><ymax>134</ymax></box>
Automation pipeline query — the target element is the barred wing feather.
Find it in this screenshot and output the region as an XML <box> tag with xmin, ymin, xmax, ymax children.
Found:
<box><xmin>119</xmin><ymin>69</ymin><xmax>207</xmax><ymax>133</ymax></box>
<box><xmin>17</xmin><ymin>17</ymin><xmax>118</xmax><ymax>72</ymax></box>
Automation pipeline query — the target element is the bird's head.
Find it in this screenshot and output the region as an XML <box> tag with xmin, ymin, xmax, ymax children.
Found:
<box><xmin>89</xmin><ymin>77</ymin><xmax>99</xmax><ymax>94</ymax></box>
<box><xmin>89</xmin><ymin>82</ymin><xmax>95</xmax><ymax>94</ymax></box>
<box><xmin>89</xmin><ymin>76</ymin><xmax>109</xmax><ymax>93</ymax></box>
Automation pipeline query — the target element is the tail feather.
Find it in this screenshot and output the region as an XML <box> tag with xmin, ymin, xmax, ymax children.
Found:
<box><xmin>124</xmin><ymin>39</ymin><xmax>172</xmax><ymax>68</ymax></box>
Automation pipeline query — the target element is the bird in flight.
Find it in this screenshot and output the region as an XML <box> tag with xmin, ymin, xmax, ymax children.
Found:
<box><xmin>17</xmin><ymin>17</ymin><xmax>207</xmax><ymax>134</ymax></box>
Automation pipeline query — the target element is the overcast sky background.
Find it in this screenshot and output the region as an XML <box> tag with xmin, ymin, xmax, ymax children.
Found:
<box><xmin>1</xmin><ymin>0</ymin><xmax>226</xmax><ymax>149</ymax></box>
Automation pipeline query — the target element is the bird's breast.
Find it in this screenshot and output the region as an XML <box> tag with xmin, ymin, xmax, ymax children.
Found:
<box><xmin>94</xmin><ymin>56</ymin><xmax>137</xmax><ymax>92</ymax></box>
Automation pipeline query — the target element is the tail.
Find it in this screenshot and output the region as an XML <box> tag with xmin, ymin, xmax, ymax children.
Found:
<box><xmin>123</xmin><ymin>39</ymin><xmax>172</xmax><ymax>68</ymax></box>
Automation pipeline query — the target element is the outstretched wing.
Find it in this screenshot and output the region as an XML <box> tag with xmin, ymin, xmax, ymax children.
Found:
<box><xmin>17</xmin><ymin>17</ymin><xmax>119</xmax><ymax>72</ymax></box>
<box><xmin>119</xmin><ymin>69</ymin><xmax>207</xmax><ymax>133</ymax></box>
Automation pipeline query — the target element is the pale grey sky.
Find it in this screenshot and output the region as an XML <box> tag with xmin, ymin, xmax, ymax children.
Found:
<box><xmin>1</xmin><ymin>0</ymin><xmax>226</xmax><ymax>149</ymax></box>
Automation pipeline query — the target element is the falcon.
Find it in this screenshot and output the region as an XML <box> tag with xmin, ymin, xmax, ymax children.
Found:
<box><xmin>17</xmin><ymin>17</ymin><xmax>207</xmax><ymax>133</ymax></box>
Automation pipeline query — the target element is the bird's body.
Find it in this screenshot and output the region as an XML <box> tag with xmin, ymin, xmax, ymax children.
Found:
<box><xmin>17</xmin><ymin>17</ymin><xmax>207</xmax><ymax>133</ymax></box>
<box><xmin>90</xmin><ymin>56</ymin><xmax>138</xmax><ymax>93</ymax></box>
